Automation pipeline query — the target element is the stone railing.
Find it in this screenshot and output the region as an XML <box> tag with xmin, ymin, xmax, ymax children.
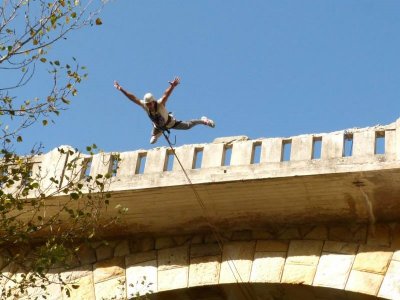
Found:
<box><xmin>17</xmin><ymin>118</ymin><xmax>399</xmax><ymax>193</ymax></box>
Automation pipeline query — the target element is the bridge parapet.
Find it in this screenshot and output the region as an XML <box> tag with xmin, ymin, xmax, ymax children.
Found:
<box><xmin>22</xmin><ymin>118</ymin><xmax>400</xmax><ymax>194</ymax></box>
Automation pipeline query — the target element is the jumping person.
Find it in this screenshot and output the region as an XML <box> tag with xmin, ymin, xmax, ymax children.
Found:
<box><xmin>114</xmin><ymin>77</ymin><xmax>215</xmax><ymax>144</ymax></box>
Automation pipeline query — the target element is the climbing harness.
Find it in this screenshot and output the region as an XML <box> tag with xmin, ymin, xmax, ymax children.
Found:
<box><xmin>161</xmin><ymin>131</ymin><xmax>256</xmax><ymax>300</ymax></box>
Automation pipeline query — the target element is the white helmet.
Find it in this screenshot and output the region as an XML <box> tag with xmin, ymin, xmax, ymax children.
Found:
<box><xmin>143</xmin><ymin>93</ymin><xmax>156</xmax><ymax>104</ymax></box>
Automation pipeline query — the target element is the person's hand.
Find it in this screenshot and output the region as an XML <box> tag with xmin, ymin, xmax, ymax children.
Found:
<box><xmin>169</xmin><ymin>76</ymin><xmax>180</xmax><ymax>87</ymax></box>
<box><xmin>114</xmin><ymin>81</ymin><xmax>122</xmax><ymax>90</ymax></box>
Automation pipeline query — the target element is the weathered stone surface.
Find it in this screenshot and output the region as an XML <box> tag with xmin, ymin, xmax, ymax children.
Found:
<box><xmin>281</xmin><ymin>264</ymin><xmax>317</xmax><ymax>285</ymax></box>
<box><xmin>131</xmin><ymin>237</ymin><xmax>155</xmax><ymax>253</ymax></box>
<box><xmin>313</xmin><ymin>253</ymin><xmax>355</xmax><ymax>289</ymax></box>
<box><xmin>158</xmin><ymin>246</ymin><xmax>189</xmax><ymax>271</ymax></box>
<box><xmin>367</xmin><ymin>224</ymin><xmax>391</xmax><ymax>247</ymax></box>
<box><xmin>256</xmin><ymin>240</ymin><xmax>288</xmax><ymax>252</ymax></box>
<box><xmin>378</xmin><ymin>260</ymin><xmax>400</xmax><ymax>299</ymax></box>
<box><xmin>392</xmin><ymin>250</ymin><xmax>400</xmax><ymax>262</ymax></box>
<box><xmin>219</xmin><ymin>241</ymin><xmax>255</xmax><ymax>283</ymax></box>
<box><xmin>173</xmin><ymin>235</ymin><xmax>191</xmax><ymax>246</ymax></box>
<box><xmin>190</xmin><ymin>243</ymin><xmax>221</xmax><ymax>258</ymax></box>
<box><xmin>62</xmin><ymin>269</ymin><xmax>95</xmax><ymax>300</ymax></box>
<box><xmin>76</xmin><ymin>244</ymin><xmax>96</xmax><ymax>265</ymax></box>
<box><xmin>126</xmin><ymin>251</ymin><xmax>157</xmax><ymax>266</ymax></box>
<box><xmin>155</xmin><ymin>237</ymin><xmax>176</xmax><ymax>250</ymax></box>
<box><xmin>303</xmin><ymin>225</ymin><xmax>328</xmax><ymax>240</ymax></box>
<box><xmin>329</xmin><ymin>225</ymin><xmax>367</xmax><ymax>243</ymax></box>
<box><xmin>126</xmin><ymin>260</ymin><xmax>157</xmax><ymax>298</ymax></box>
<box><xmin>250</xmin><ymin>251</ymin><xmax>286</xmax><ymax>283</ymax></box>
<box><xmin>114</xmin><ymin>240</ymin><xmax>130</xmax><ymax>257</ymax></box>
<box><xmin>352</xmin><ymin>245</ymin><xmax>393</xmax><ymax>274</ymax></box>
<box><xmin>93</xmin><ymin>257</ymin><xmax>124</xmax><ymax>283</ymax></box>
<box><xmin>323</xmin><ymin>241</ymin><xmax>358</xmax><ymax>255</ymax></box>
<box><xmin>278</xmin><ymin>228</ymin><xmax>301</xmax><ymax>240</ymax></box>
<box><xmin>252</xmin><ymin>230</ymin><xmax>273</xmax><ymax>240</ymax></box>
<box><xmin>190</xmin><ymin>234</ymin><xmax>204</xmax><ymax>244</ymax></box>
<box><xmin>96</xmin><ymin>244</ymin><xmax>114</xmax><ymax>261</ymax></box>
<box><xmin>345</xmin><ymin>270</ymin><xmax>384</xmax><ymax>296</ymax></box>
<box><xmin>286</xmin><ymin>240</ymin><xmax>323</xmax><ymax>266</ymax></box>
<box><xmin>231</xmin><ymin>230</ymin><xmax>252</xmax><ymax>241</ymax></box>
<box><xmin>158</xmin><ymin>267</ymin><xmax>189</xmax><ymax>291</ymax></box>
<box><xmin>94</xmin><ymin>276</ymin><xmax>126</xmax><ymax>300</ymax></box>
<box><xmin>188</xmin><ymin>255</ymin><xmax>220</xmax><ymax>287</ymax></box>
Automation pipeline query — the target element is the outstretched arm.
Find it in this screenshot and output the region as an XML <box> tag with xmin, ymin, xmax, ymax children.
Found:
<box><xmin>160</xmin><ymin>76</ymin><xmax>180</xmax><ymax>106</ymax></box>
<box><xmin>114</xmin><ymin>81</ymin><xmax>142</xmax><ymax>106</ymax></box>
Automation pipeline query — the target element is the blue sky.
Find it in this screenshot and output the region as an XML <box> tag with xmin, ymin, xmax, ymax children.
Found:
<box><xmin>17</xmin><ymin>1</ymin><xmax>400</xmax><ymax>154</ymax></box>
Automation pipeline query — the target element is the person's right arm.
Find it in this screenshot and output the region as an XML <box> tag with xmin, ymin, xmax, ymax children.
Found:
<box><xmin>114</xmin><ymin>81</ymin><xmax>142</xmax><ymax>106</ymax></box>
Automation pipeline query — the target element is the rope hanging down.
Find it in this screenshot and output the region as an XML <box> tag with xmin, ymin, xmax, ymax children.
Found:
<box><xmin>161</xmin><ymin>132</ymin><xmax>256</xmax><ymax>300</ymax></box>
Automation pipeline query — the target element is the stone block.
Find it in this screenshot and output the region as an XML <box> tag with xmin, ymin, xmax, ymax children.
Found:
<box><xmin>252</xmin><ymin>230</ymin><xmax>273</xmax><ymax>240</ymax></box>
<box><xmin>329</xmin><ymin>225</ymin><xmax>367</xmax><ymax>243</ymax></box>
<box><xmin>96</xmin><ymin>244</ymin><xmax>114</xmax><ymax>261</ymax></box>
<box><xmin>281</xmin><ymin>264</ymin><xmax>317</xmax><ymax>285</ymax></box>
<box><xmin>190</xmin><ymin>243</ymin><xmax>221</xmax><ymax>258</ymax></box>
<box><xmin>126</xmin><ymin>260</ymin><xmax>157</xmax><ymax>298</ymax></box>
<box><xmin>392</xmin><ymin>250</ymin><xmax>400</xmax><ymax>262</ymax></box>
<box><xmin>158</xmin><ymin>267</ymin><xmax>189</xmax><ymax>291</ymax></box>
<box><xmin>158</xmin><ymin>246</ymin><xmax>189</xmax><ymax>271</ymax></box>
<box><xmin>352</xmin><ymin>245</ymin><xmax>393</xmax><ymax>274</ymax></box>
<box><xmin>378</xmin><ymin>260</ymin><xmax>400</xmax><ymax>299</ymax></box>
<box><xmin>93</xmin><ymin>257</ymin><xmax>125</xmax><ymax>283</ymax></box>
<box><xmin>323</xmin><ymin>241</ymin><xmax>358</xmax><ymax>255</ymax></box>
<box><xmin>313</xmin><ymin>252</ymin><xmax>355</xmax><ymax>289</ymax></box>
<box><xmin>126</xmin><ymin>251</ymin><xmax>157</xmax><ymax>266</ymax></box>
<box><xmin>188</xmin><ymin>255</ymin><xmax>221</xmax><ymax>287</ymax></box>
<box><xmin>256</xmin><ymin>240</ymin><xmax>288</xmax><ymax>252</ymax></box>
<box><xmin>250</xmin><ymin>251</ymin><xmax>286</xmax><ymax>283</ymax></box>
<box><xmin>304</xmin><ymin>226</ymin><xmax>328</xmax><ymax>240</ymax></box>
<box><xmin>155</xmin><ymin>236</ymin><xmax>176</xmax><ymax>250</ymax></box>
<box><xmin>345</xmin><ymin>270</ymin><xmax>383</xmax><ymax>296</ymax></box>
<box><xmin>231</xmin><ymin>230</ymin><xmax>252</xmax><ymax>241</ymax></box>
<box><xmin>94</xmin><ymin>276</ymin><xmax>126</xmax><ymax>300</ymax></box>
<box><xmin>135</xmin><ymin>237</ymin><xmax>155</xmax><ymax>252</ymax></box>
<box><xmin>367</xmin><ymin>224</ymin><xmax>391</xmax><ymax>247</ymax></box>
<box><xmin>286</xmin><ymin>240</ymin><xmax>323</xmax><ymax>266</ymax></box>
<box><xmin>61</xmin><ymin>267</ymin><xmax>95</xmax><ymax>300</ymax></box>
<box><xmin>114</xmin><ymin>240</ymin><xmax>130</xmax><ymax>257</ymax></box>
<box><xmin>173</xmin><ymin>235</ymin><xmax>191</xmax><ymax>246</ymax></box>
<box><xmin>219</xmin><ymin>241</ymin><xmax>255</xmax><ymax>283</ymax></box>
<box><xmin>277</xmin><ymin>228</ymin><xmax>301</xmax><ymax>240</ymax></box>
<box><xmin>76</xmin><ymin>244</ymin><xmax>96</xmax><ymax>265</ymax></box>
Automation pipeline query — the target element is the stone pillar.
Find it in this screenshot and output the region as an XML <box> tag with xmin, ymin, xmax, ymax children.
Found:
<box><xmin>353</xmin><ymin>130</ymin><xmax>375</xmax><ymax>157</ymax></box>
<box><xmin>291</xmin><ymin>136</ymin><xmax>313</xmax><ymax>161</ymax></box>
<box><xmin>144</xmin><ymin>147</ymin><xmax>168</xmax><ymax>174</ymax></box>
<box><xmin>321</xmin><ymin>132</ymin><xmax>344</xmax><ymax>159</ymax></box>
<box><xmin>261</xmin><ymin>138</ymin><xmax>282</xmax><ymax>163</ymax></box>
<box><xmin>231</xmin><ymin>141</ymin><xmax>254</xmax><ymax>166</ymax></box>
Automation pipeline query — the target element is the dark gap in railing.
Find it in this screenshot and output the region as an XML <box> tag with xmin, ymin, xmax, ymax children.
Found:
<box><xmin>136</xmin><ymin>153</ymin><xmax>147</xmax><ymax>174</ymax></box>
<box><xmin>343</xmin><ymin>134</ymin><xmax>353</xmax><ymax>157</ymax></box>
<box><xmin>375</xmin><ymin>131</ymin><xmax>385</xmax><ymax>155</ymax></box>
<box><xmin>312</xmin><ymin>137</ymin><xmax>322</xmax><ymax>159</ymax></box>
<box><xmin>165</xmin><ymin>150</ymin><xmax>174</xmax><ymax>171</ymax></box>
<box><xmin>252</xmin><ymin>142</ymin><xmax>262</xmax><ymax>164</ymax></box>
<box><xmin>223</xmin><ymin>145</ymin><xmax>232</xmax><ymax>166</ymax></box>
<box><xmin>82</xmin><ymin>158</ymin><xmax>92</xmax><ymax>178</ymax></box>
<box><xmin>110</xmin><ymin>155</ymin><xmax>119</xmax><ymax>177</ymax></box>
<box><xmin>282</xmin><ymin>140</ymin><xmax>292</xmax><ymax>162</ymax></box>
<box><xmin>193</xmin><ymin>148</ymin><xmax>203</xmax><ymax>169</ymax></box>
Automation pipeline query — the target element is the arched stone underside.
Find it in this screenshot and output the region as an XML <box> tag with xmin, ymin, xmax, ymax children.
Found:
<box><xmin>149</xmin><ymin>283</ymin><xmax>384</xmax><ymax>300</ymax></box>
<box><xmin>3</xmin><ymin>223</ymin><xmax>398</xmax><ymax>300</ymax></box>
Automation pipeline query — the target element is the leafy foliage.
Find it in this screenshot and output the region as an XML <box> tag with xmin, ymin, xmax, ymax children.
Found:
<box><xmin>0</xmin><ymin>1</ymin><xmax>124</xmax><ymax>299</ymax></box>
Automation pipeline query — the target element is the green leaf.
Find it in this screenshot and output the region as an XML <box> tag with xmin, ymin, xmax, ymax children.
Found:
<box><xmin>42</xmin><ymin>120</ymin><xmax>48</xmax><ymax>126</ymax></box>
<box><xmin>70</xmin><ymin>192</ymin><xmax>79</xmax><ymax>200</ymax></box>
<box><xmin>40</xmin><ymin>57</ymin><xmax>47</xmax><ymax>63</ymax></box>
<box><xmin>17</xmin><ymin>136</ymin><xmax>23</xmax><ymax>142</ymax></box>
<box><xmin>95</xmin><ymin>18</ymin><xmax>102</xmax><ymax>25</ymax></box>
<box><xmin>54</xmin><ymin>60</ymin><xmax>60</xmax><ymax>66</ymax></box>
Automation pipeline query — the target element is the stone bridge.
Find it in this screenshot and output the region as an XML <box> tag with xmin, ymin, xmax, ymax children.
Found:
<box><xmin>4</xmin><ymin>119</ymin><xmax>400</xmax><ymax>299</ymax></box>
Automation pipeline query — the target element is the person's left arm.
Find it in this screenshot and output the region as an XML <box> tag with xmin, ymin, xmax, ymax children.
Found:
<box><xmin>160</xmin><ymin>76</ymin><xmax>180</xmax><ymax>105</ymax></box>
